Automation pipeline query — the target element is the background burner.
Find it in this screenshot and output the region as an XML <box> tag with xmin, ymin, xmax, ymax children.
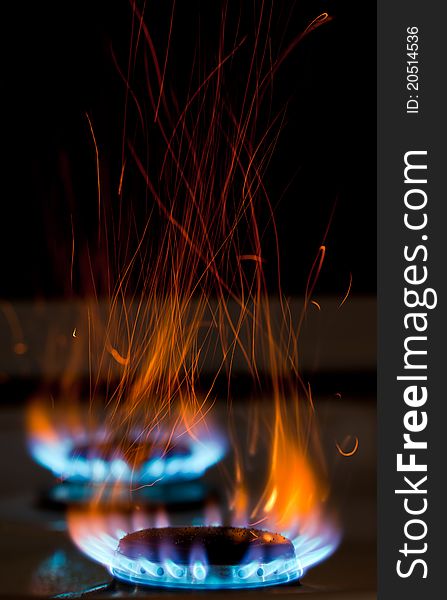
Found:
<box><xmin>70</xmin><ymin>439</ymin><xmax>190</xmax><ymax>463</ymax></box>
<box><xmin>29</xmin><ymin>419</ymin><xmax>226</xmax><ymax>486</ymax></box>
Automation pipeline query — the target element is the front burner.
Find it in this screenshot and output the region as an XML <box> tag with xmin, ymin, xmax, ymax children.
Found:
<box><xmin>112</xmin><ymin>526</ymin><xmax>301</xmax><ymax>589</ymax></box>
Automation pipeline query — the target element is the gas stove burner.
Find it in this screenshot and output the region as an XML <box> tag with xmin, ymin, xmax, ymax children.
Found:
<box><xmin>65</xmin><ymin>438</ymin><xmax>193</xmax><ymax>483</ymax></box>
<box><xmin>112</xmin><ymin>526</ymin><xmax>301</xmax><ymax>589</ymax></box>
<box><xmin>70</xmin><ymin>513</ymin><xmax>340</xmax><ymax>588</ymax></box>
<box><xmin>30</xmin><ymin>430</ymin><xmax>225</xmax><ymax>485</ymax></box>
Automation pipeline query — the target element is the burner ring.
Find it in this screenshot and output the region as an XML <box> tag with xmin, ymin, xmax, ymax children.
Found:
<box><xmin>30</xmin><ymin>431</ymin><xmax>225</xmax><ymax>485</ymax></box>
<box><xmin>111</xmin><ymin>526</ymin><xmax>301</xmax><ymax>589</ymax></box>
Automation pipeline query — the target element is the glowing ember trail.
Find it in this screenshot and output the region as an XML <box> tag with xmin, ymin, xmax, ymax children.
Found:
<box><xmin>336</xmin><ymin>436</ymin><xmax>359</xmax><ymax>457</ymax></box>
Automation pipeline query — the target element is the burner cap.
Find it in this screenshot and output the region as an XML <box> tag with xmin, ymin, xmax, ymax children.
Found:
<box><xmin>112</xmin><ymin>526</ymin><xmax>300</xmax><ymax>588</ymax></box>
<box><xmin>118</xmin><ymin>526</ymin><xmax>295</xmax><ymax>566</ymax></box>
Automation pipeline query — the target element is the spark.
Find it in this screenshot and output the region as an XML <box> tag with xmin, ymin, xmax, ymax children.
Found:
<box><xmin>72</xmin><ymin>328</ymin><xmax>77</xmax><ymax>338</ymax></box>
<box><xmin>338</xmin><ymin>272</ymin><xmax>353</xmax><ymax>308</ymax></box>
<box><xmin>247</xmin><ymin>516</ymin><xmax>269</xmax><ymax>527</ymax></box>
<box><xmin>311</xmin><ymin>300</ymin><xmax>321</xmax><ymax>310</ymax></box>
<box><xmin>305</xmin><ymin>246</ymin><xmax>326</xmax><ymax>308</ymax></box>
<box><xmin>85</xmin><ymin>113</ymin><xmax>101</xmax><ymax>241</ymax></box>
<box><xmin>118</xmin><ymin>160</ymin><xmax>126</xmax><ymax>196</ymax></box>
<box><xmin>154</xmin><ymin>0</ymin><xmax>176</xmax><ymax>122</ymax></box>
<box><xmin>307</xmin><ymin>382</ymin><xmax>315</xmax><ymax>413</ymax></box>
<box><xmin>336</xmin><ymin>436</ymin><xmax>359</xmax><ymax>457</ymax></box>
<box><xmin>249</xmin><ymin>529</ymin><xmax>259</xmax><ymax>539</ymax></box>
<box><xmin>239</xmin><ymin>254</ymin><xmax>265</xmax><ymax>263</ymax></box>
<box><xmin>130</xmin><ymin>477</ymin><xmax>165</xmax><ymax>491</ymax></box>
<box><xmin>304</xmin><ymin>12</ymin><xmax>332</xmax><ymax>36</ymax></box>
<box><xmin>108</xmin><ymin>346</ymin><xmax>129</xmax><ymax>366</ymax></box>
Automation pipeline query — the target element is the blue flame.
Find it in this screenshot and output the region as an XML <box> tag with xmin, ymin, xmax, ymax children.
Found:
<box><xmin>71</xmin><ymin>523</ymin><xmax>339</xmax><ymax>589</ymax></box>
<box><xmin>29</xmin><ymin>434</ymin><xmax>225</xmax><ymax>485</ymax></box>
<box><xmin>110</xmin><ymin>554</ymin><xmax>301</xmax><ymax>589</ymax></box>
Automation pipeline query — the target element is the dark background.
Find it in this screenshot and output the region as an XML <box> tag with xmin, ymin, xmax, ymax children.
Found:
<box><xmin>2</xmin><ymin>0</ymin><xmax>376</xmax><ymax>300</ymax></box>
